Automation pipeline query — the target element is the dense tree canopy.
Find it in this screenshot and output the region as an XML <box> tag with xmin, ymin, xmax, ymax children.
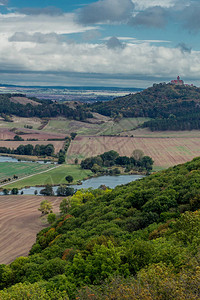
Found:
<box><xmin>81</xmin><ymin>150</ymin><xmax>153</xmax><ymax>173</ymax></box>
<box><xmin>1</xmin><ymin>157</ymin><xmax>200</xmax><ymax>299</ymax></box>
<box><xmin>88</xmin><ymin>83</ymin><xmax>200</xmax><ymax>131</ymax></box>
<box><xmin>0</xmin><ymin>94</ymin><xmax>92</xmax><ymax>121</ymax></box>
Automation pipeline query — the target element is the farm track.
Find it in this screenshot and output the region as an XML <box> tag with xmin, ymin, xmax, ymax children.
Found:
<box><xmin>0</xmin><ymin>195</ymin><xmax>63</xmax><ymax>264</ymax></box>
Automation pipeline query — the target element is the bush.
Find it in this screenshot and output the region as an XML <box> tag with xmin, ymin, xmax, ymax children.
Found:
<box><xmin>47</xmin><ymin>213</ymin><xmax>56</xmax><ymax>224</ymax></box>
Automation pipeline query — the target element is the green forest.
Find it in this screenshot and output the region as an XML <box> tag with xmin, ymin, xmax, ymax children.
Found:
<box><xmin>89</xmin><ymin>83</ymin><xmax>200</xmax><ymax>131</ymax></box>
<box><xmin>80</xmin><ymin>150</ymin><xmax>153</xmax><ymax>174</ymax></box>
<box><xmin>1</xmin><ymin>157</ymin><xmax>200</xmax><ymax>298</ymax></box>
<box><xmin>0</xmin><ymin>94</ymin><xmax>92</xmax><ymax>121</ymax></box>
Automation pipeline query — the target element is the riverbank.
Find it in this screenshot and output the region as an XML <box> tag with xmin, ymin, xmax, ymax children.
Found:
<box><xmin>2</xmin><ymin>164</ymin><xmax>93</xmax><ymax>190</ymax></box>
<box><xmin>0</xmin><ymin>153</ymin><xmax>58</xmax><ymax>163</ymax></box>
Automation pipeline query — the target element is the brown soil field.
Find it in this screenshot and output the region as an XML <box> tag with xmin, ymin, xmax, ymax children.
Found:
<box><xmin>0</xmin><ymin>128</ymin><xmax>67</xmax><ymax>141</ymax></box>
<box><xmin>0</xmin><ymin>195</ymin><xmax>63</xmax><ymax>264</ymax></box>
<box><xmin>68</xmin><ymin>136</ymin><xmax>200</xmax><ymax>168</ymax></box>
<box><xmin>15</xmin><ymin>130</ymin><xmax>67</xmax><ymax>141</ymax></box>
<box><xmin>0</xmin><ymin>140</ymin><xmax>65</xmax><ymax>153</ymax></box>
<box><xmin>10</xmin><ymin>97</ymin><xmax>41</xmax><ymax>106</ymax></box>
<box><xmin>123</xmin><ymin>127</ymin><xmax>200</xmax><ymax>138</ymax></box>
<box><xmin>0</xmin><ymin>128</ymin><xmax>15</xmax><ymax>140</ymax></box>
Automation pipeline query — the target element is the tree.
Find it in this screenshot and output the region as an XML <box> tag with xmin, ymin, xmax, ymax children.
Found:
<box><xmin>132</xmin><ymin>149</ymin><xmax>144</xmax><ymax>161</ymax></box>
<box><xmin>11</xmin><ymin>188</ymin><xmax>18</xmax><ymax>195</ymax></box>
<box><xmin>70</xmin><ymin>132</ymin><xmax>77</xmax><ymax>140</ymax></box>
<box><xmin>74</xmin><ymin>158</ymin><xmax>78</xmax><ymax>164</ymax></box>
<box><xmin>59</xmin><ymin>198</ymin><xmax>71</xmax><ymax>215</ymax></box>
<box><xmin>47</xmin><ymin>213</ymin><xmax>56</xmax><ymax>224</ymax></box>
<box><xmin>56</xmin><ymin>185</ymin><xmax>74</xmax><ymax>196</ymax></box>
<box><xmin>58</xmin><ymin>153</ymin><xmax>65</xmax><ymax>164</ymax></box>
<box><xmin>141</xmin><ymin>156</ymin><xmax>154</xmax><ymax>171</ymax></box>
<box><xmin>14</xmin><ymin>135</ymin><xmax>24</xmax><ymax>141</ymax></box>
<box><xmin>40</xmin><ymin>184</ymin><xmax>54</xmax><ymax>196</ymax></box>
<box><xmin>65</xmin><ymin>175</ymin><xmax>73</xmax><ymax>183</ymax></box>
<box><xmin>38</xmin><ymin>200</ymin><xmax>53</xmax><ymax>215</ymax></box>
<box><xmin>3</xmin><ymin>189</ymin><xmax>9</xmax><ymax>195</ymax></box>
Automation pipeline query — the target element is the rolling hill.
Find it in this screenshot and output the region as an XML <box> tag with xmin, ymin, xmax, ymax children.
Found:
<box><xmin>89</xmin><ymin>83</ymin><xmax>200</xmax><ymax>131</ymax></box>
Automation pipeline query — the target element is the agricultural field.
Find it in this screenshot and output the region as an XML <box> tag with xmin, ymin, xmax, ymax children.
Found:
<box><xmin>43</xmin><ymin>116</ymin><xmax>148</xmax><ymax>136</ymax></box>
<box><xmin>0</xmin><ymin>162</ymin><xmax>55</xmax><ymax>182</ymax></box>
<box><xmin>0</xmin><ymin>128</ymin><xmax>67</xmax><ymax>141</ymax></box>
<box><xmin>67</xmin><ymin>135</ymin><xmax>200</xmax><ymax>168</ymax></box>
<box><xmin>0</xmin><ymin>140</ymin><xmax>65</xmax><ymax>153</ymax></box>
<box><xmin>124</xmin><ymin>127</ymin><xmax>200</xmax><ymax>138</ymax></box>
<box><xmin>10</xmin><ymin>96</ymin><xmax>41</xmax><ymax>106</ymax></box>
<box><xmin>4</xmin><ymin>164</ymin><xmax>93</xmax><ymax>189</ymax></box>
<box><xmin>0</xmin><ymin>116</ymin><xmax>42</xmax><ymax>130</ymax></box>
<box><xmin>0</xmin><ymin>195</ymin><xmax>62</xmax><ymax>264</ymax></box>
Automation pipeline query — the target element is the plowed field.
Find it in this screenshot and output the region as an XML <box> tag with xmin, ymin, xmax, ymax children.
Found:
<box><xmin>0</xmin><ymin>195</ymin><xmax>63</xmax><ymax>264</ymax></box>
<box><xmin>68</xmin><ymin>136</ymin><xmax>200</xmax><ymax>168</ymax></box>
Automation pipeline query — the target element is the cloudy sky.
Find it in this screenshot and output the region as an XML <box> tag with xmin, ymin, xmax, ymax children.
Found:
<box><xmin>0</xmin><ymin>0</ymin><xmax>200</xmax><ymax>87</ymax></box>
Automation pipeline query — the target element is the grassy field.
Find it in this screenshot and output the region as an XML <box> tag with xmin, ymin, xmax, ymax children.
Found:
<box><xmin>0</xmin><ymin>116</ymin><xmax>42</xmax><ymax>130</ymax></box>
<box><xmin>67</xmin><ymin>135</ymin><xmax>200</xmax><ymax>169</ymax></box>
<box><xmin>0</xmin><ymin>162</ymin><xmax>55</xmax><ymax>181</ymax></box>
<box><xmin>44</xmin><ymin>117</ymin><xmax>149</xmax><ymax>136</ymax></box>
<box><xmin>4</xmin><ymin>164</ymin><xmax>93</xmax><ymax>189</ymax></box>
<box><xmin>124</xmin><ymin>127</ymin><xmax>200</xmax><ymax>138</ymax></box>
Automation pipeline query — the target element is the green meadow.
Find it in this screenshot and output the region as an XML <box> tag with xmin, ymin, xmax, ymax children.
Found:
<box><xmin>4</xmin><ymin>164</ymin><xmax>93</xmax><ymax>189</ymax></box>
<box><xmin>0</xmin><ymin>162</ymin><xmax>54</xmax><ymax>182</ymax></box>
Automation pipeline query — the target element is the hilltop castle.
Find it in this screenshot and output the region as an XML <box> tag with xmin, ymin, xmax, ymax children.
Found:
<box><xmin>170</xmin><ymin>76</ymin><xmax>184</xmax><ymax>85</ymax></box>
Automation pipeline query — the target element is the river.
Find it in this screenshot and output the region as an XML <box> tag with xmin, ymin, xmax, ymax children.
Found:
<box><xmin>16</xmin><ymin>174</ymin><xmax>144</xmax><ymax>195</ymax></box>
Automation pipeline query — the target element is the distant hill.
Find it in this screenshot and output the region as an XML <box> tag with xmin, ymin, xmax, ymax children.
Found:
<box><xmin>0</xmin><ymin>94</ymin><xmax>92</xmax><ymax>121</ymax></box>
<box><xmin>89</xmin><ymin>83</ymin><xmax>200</xmax><ymax>130</ymax></box>
<box><xmin>10</xmin><ymin>96</ymin><xmax>41</xmax><ymax>106</ymax></box>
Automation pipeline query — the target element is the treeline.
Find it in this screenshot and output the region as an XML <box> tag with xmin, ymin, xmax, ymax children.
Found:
<box><xmin>1</xmin><ymin>157</ymin><xmax>200</xmax><ymax>298</ymax></box>
<box><xmin>88</xmin><ymin>83</ymin><xmax>200</xmax><ymax>130</ymax></box>
<box><xmin>0</xmin><ymin>94</ymin><xmax>93</xmax><ymax>120</ymax></box>
<box><xmin>0</xmin><ymin>144</ymin><xmax>55</xmax><ymax>156</ymax></box>
<box><xmin>143</xmin><ymin>112</ymin><xmax>200</xmax><ymax>131</ymax></box>
<box><xmin>81</xmin><ymin>149</ymin><xmax>153</xmax><ymax>173</ymax></box>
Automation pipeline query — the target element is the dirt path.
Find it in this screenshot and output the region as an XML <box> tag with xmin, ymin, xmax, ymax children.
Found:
<box><xmin>0</xmin><ymin>164</ymin><xmax>62</xmax><ymax>188</ymax></box>
<box><xmin>0</xmin><ymin>195</ymin><xmax>63</xmax><ymax>264</ymax></box>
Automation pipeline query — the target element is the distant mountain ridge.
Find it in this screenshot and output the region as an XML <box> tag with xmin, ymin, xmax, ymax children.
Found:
<box><xmin>89</xmin><ymin>82</ymin><xmax>200</xmax><ymax>131</ymax></box>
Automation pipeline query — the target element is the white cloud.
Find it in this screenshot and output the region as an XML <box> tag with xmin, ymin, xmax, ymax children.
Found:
<box><xmin>0</xmin><ymin>12</ymin><xmax>95</xmax><ymax>36</ymax></box>
<box><xmin>132</xmin><ymin>0</ymin><xmax>177</xmax><ymax>10</ymax></box>
<box><xmin>1</xmin><ymin>5</ymin><xmax>200</xmax><ymax>86</ymax></box>
<box><xmin>103</xmin><ymin>36</ymin><xmax>170</xmax><ymax>44</ymax></box>
<box><xmin>1</xmin><ymin>30</ymin><xmax>200</xmax><ymax>81</ymax></box>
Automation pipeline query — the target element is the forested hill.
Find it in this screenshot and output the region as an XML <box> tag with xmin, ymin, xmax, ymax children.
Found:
<box><xmin>1</xmin><ymin>157</ymin><xmax>200</xmax><ymax>298</ymax></box>
<box><xmin>0</xmin><ymin>94</ymin><xmax>92</xmax><ymax>120</ymax></box>
<box><xmin>89</xmin><ymin>83</ymin><xmax>200</xmax><ymax>130</ymax></box>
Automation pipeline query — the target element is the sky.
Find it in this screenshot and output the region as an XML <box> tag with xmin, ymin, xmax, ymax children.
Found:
<box><xmin>0</xmin><ymin>0</ymin><xmax>200</xmax><ymax>87</ymax></box>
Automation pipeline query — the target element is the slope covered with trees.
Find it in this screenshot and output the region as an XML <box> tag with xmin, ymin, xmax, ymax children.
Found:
<box><xmin>0</xmin><ymin>94</ymin><xmax>92</xmax><ymax>121</ymax></box>
<box><xmin>1</xmin><ymin>157</ymin><xmax>200</xmax><ymax>298</ymax></box>
<box><xmin>89</xmin><ymin>83</ymin><xmax>200</xmax><ymax>131</ymax></box>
